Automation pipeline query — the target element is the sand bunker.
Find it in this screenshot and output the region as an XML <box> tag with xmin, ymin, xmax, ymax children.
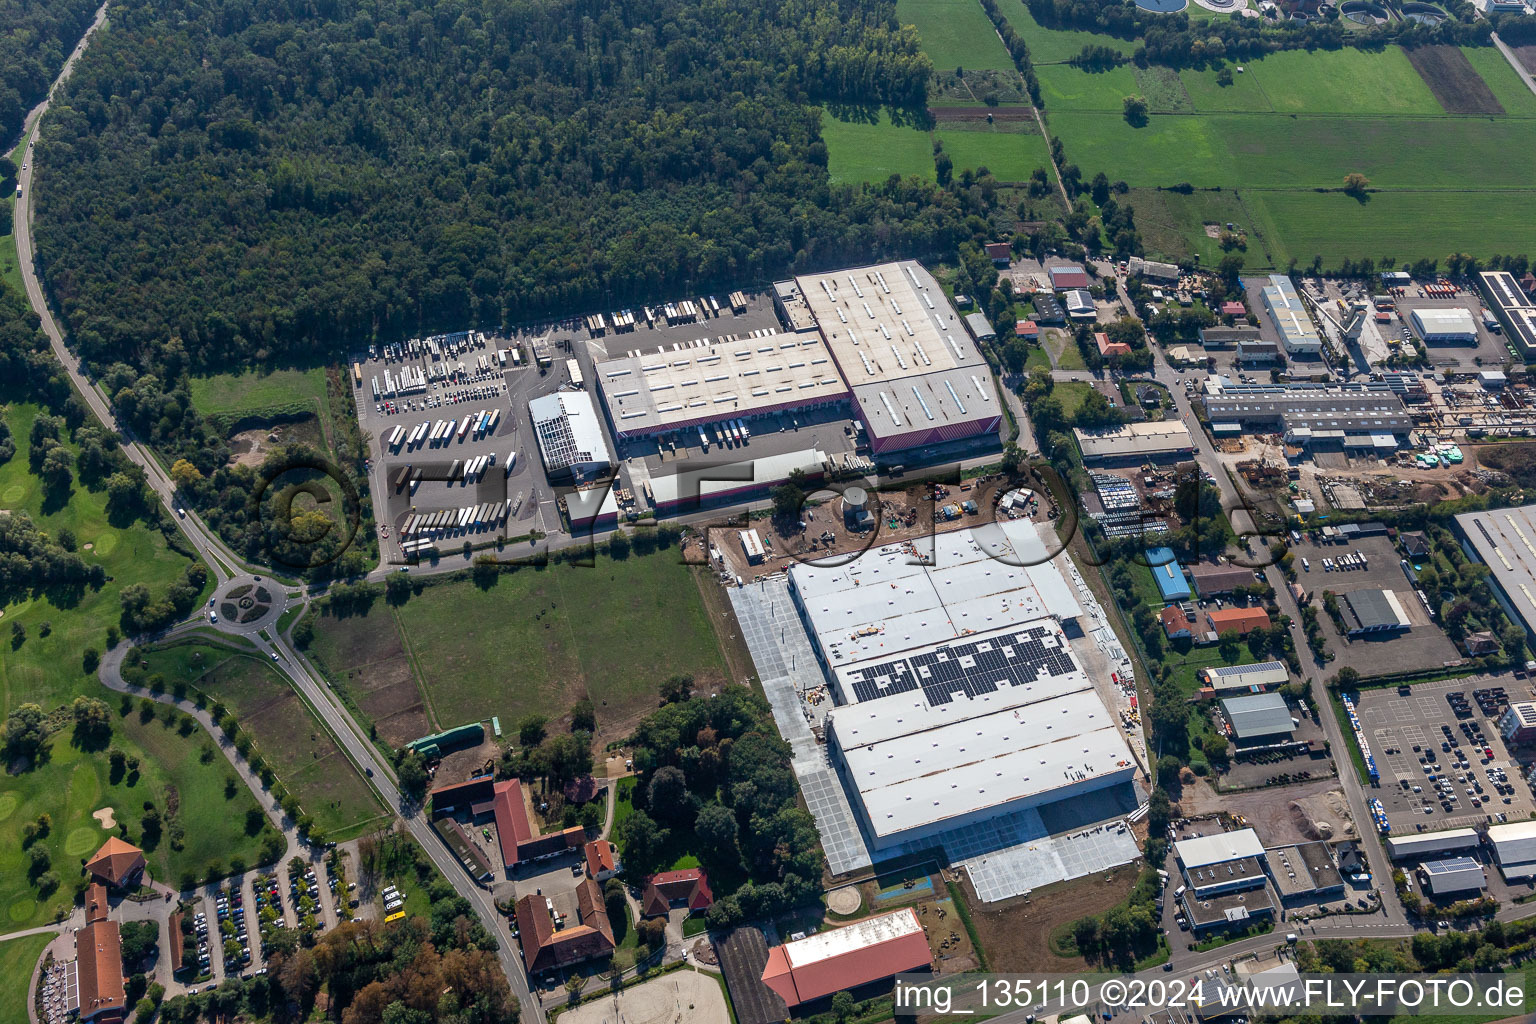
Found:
<box><xmin>92</xmin><ymin>807</ymin><xmax>116</xmax><ymax>829</ymax></box>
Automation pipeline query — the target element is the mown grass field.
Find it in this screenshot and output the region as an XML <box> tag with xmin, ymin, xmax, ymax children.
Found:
<box><xmin>187</xmin><ymin>367</ymin><xmax>329</xmax><ymax>422</ymax></box>
<box><xmin>0</xmin><ymin>403</ymin><xmax>202</xmax><ymax>714</ymax></box>
<box><xmin>0</xmin><ymin>125</ymin><xmax>36</xmax><ymax>296</ymax></box>
<box><xmin>138</xmin><ymin>641</ymin><xmax>388</xmax><ymax>840</ymax></box>
<box><xmin>896</xmin><ymin>0</ymin><xmax>1014</xmax><ymax>72</ymax></box>
<box><xmin>0</xmin><ymin>714</ymin><xmax>276</xmax><ymax>927</ymax></box>
<box><xmin>311</xmin><ymin>552</ymin><xmax>730</xmax><ymax>745</ymax></box>
<box><xmin>1460</xmin><ymin>45</ymin><xmax>1536</xmax><ymax>116</ymax></box>
<box><xmin>0</xmin><ymin>933</ymin><xmax>51</xmax><ymax>1024</ymax></box>
<box><xmin>820</xmin><ymin>109</ymin><xmax>935</xmax><ymax>184</ymax></box>
<box><xmin>937</xmin><ymin>124</ymin><xmax>1053</xmax><ymax>182</ymax></box>
<box><xmin>1050</xmin><ymin>112</ymin><xmax>1535</xmax><ymax>189</ymax></box>
<box><xmin>1240</xmin><ymin>48</ymin><xmax>1442</xmax><ymax>115</ymax></box>
<box><xmin>994</xmin><ymin>0</ymin><xmax>1134</xmax><ymax>64</ymax></box>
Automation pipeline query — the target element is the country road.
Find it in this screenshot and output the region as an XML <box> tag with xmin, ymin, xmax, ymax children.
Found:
<box><xmin>9</xmin><ymin>13</ymin><xmax>543</xmax><ymax>1020</ymax></box>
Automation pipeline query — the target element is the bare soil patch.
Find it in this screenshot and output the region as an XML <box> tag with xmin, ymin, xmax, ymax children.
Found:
<box><xmin>959</xmin><ymin>865</ymin><xmax>1138</xmax><ymax>972</ymax></box>
<box><xmin>1176</xmin><ymin>776</ymin><xmax>1356</xmax><ymax>845</ymax></box>
<box><xmin>1405</xmin><ymin>45</ymin><xmax>1505</xmax><ymax>115</ymax></box>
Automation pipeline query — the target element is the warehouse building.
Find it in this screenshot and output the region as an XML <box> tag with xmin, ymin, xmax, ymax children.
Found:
<box><xmin>1410</xmin><ymin>307</ymin><xmax>1478</xmax><ymax>344</ymax></box>
<box><xmin>793</xmin><ymin>262</ymin><xmax>1000</xmax><ymax>454</ymax></box>
<box><xmin>595</xmin><ymin>329</ymin><xmax>849</xmax><ymax>442</ymax></box>
<box><xmin>1050</xmin><ymin>264</ymin><xmax>1091</xmax><ymax>290</ymax></box>
<box><xmin>1455</xmin><ymin>507</ymin><xmax>1536</xmax><ymax>642</ymax></box>
<box><xmin>789</xmin><ymin>519</ymin><xmax>1080</xmax><ymax>671</ymax></box>
<box><xmin>1487</xmin><ymin>820</ymin><xmax>1536</xmax><ymax>880</ymax></box>
<box><xmin>529</xmin><ymin>391</ymin><xmax>611</xmax><ymax>480</ymax></box>
<box><xmin>1498</xmin><ymin>702</ymin><xmax>1536</xmax><ymax>745</ymax></box>
<box><xmin>1265</xmin><ymin>842</ymin><xmax>1344</xmax><ymax>901</ymax></box>
<box><xmin>1419</xmin><ymin>857</ymin><xmax>1485</xmax><ymax>897</ymax></box>
<box><xmin>1175</xmin><ymin>828</ymin><xmax>1265</xmax><ymax>879</ymax></box>
<box><xmin>1199</xmin><ymin>661</ymin><xmax>1289</xmax><ymax>694</ymax></box>
<box><xmin>1202</xmin><ymin>385</ymin><xmax>1411</xmax><ymax>445</ymax></box>
<box><xmin>1339</xmin><ymin>589</ymin><xmax>1412</xmax><ymax>635</ymax></box>
<box><xmin>1148</xmin><ymin>546</ymin><xmax>1192</xmax><ymax>601</ymax></box>
<box><xmin>1478</xmin><ymin>271</ymin><xmax>1536</xmax><ymax>358</ymax></box>
<box><xmin>761</xmin><ymin>909</ymin><xmax>932</xmax><ymax>1007</ymax></box>
<box><xmin>1128</xmin><ymin>257</ymin><xmax>1179</xmax><ymax>284</ymax></box>
<box><xmin>1189</xmin><ymin>562</ymin><xmax>1257</xmax><ymax>596</ymax></box>
<box><xmin>1261</xmin><ymin>275</ymin><xmax>1322</xmax><ymax>355</ymax></box>
<box><xmin>1199</xmin><ymin>325</ymin><xmax>1264</xmax><ymax>348</ymax></box>
<box><xmin>1221</xmin><ymin>692</ymin><xmax>1296</xmax><ymax>744</ymax></box>
<box><xmin>824</xmin><ymin>619</ymin><xmax>1134</xmax><ymax>850</ymax></box>
<box><xmin>1073</xmin><ymin>420</ymin><xmax>1195</xmax><ymax>464</ymax></box>
<box><xmin>1387</xmin><ymin>828</ymin><xmax>1481</xmax><ymax>861</ymax></box>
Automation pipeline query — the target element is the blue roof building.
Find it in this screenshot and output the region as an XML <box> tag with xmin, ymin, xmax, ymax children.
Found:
<box><xmin>1147</xmin><ymin>547</ymin><xmax>1192</xmax><ymax>602</ymax></box>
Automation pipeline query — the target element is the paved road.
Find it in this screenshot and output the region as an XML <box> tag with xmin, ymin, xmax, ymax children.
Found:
<box><xmin>1491</xmin><ymin>34</ymin><xmax>1536</xmax><ymax>99</ymax></box>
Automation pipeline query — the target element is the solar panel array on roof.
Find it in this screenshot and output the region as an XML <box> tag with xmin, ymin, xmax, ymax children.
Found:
<box><xmin>844</xmin><ymin>624</ymin><xmax>1072</xmax><ymax>706</ymax></box>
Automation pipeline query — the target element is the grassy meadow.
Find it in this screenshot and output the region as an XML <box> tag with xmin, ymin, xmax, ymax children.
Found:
<box><xmin>0</xmin><ymin>403</ymin><xmax>203</xmax><ymax>714</ymax></box>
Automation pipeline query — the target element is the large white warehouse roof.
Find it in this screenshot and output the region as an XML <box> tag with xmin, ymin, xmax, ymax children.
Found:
<box><xmin>1411</xmin><ymin>307</ymin><xmax>1477</xmax><ymax>340</ymax></box>
<box><xmin>790</xmin><ymin>519</ymin><xmax>1081</xmax><ymax>668</ymax></box>
<box><xmin>1174</xmin><ymin>828</ymin><xmax>1265</xmax><ymax>870</ymax></box>
<box><xmin>1386</xmin><ymin>827</ymin><xmax>1479</xmax><ymax>860</ymax></box>
<box><xmin>1488</xmin><ymin>820</ymin><xmax>1536</xmax><ymax>878</ymax></box>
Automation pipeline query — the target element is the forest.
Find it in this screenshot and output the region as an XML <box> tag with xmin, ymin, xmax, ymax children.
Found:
<box><xmin>34</xmin><ymin>0</ymin><xmax>991</xmax><ymax>375</ymax></box>
<box><xmin>614</xmin><ymin>686</ymin><xmax>825</xmax><ymax>927</ymax></box>
<box><xmin>0</xmin><ymin>0</ymin><xmax>100</xmax><ymax>145</ymax></box>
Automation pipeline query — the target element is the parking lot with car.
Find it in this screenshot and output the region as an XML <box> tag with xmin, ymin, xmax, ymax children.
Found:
<box><xmin>1353</xmin><ymin>675</ymin><xmax>1536</xmax><ymax>835</ymax></box>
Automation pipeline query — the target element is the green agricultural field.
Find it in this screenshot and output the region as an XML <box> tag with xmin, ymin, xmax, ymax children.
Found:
<box><xmin>1050</xmin><ymin>112</ymin><xmax>1536</xmax><ymax>190</ymax></box>
<box><xmin>0</xmin><ymin>933</ymin><xmax>51</xmax><ymax>1024</ymax></box>
<box><xmin>937</xmin><ymin>125</ymin><xmax>1053</xmax><ymax>182</ymax></box>
<box><xmin>311</xmin><ymin>551</ymin><xmax>731</xmax><ymax>744</ymax></box>
<box><xmin>1134</xmin><ymin>66</ymin><xmax>1194</xmax><ymax>114</ymax></box>
<box><xmin>137</xmin><ymin>641</ymin><xmax>388</xmax><ymax>840</ymax></box>
<box><xmin>1460</xmin><ymin>46</ymin><xmax>1536</xmax><ymax>117</ymax></box>
<box><xmin>0</xmin><ymin>404</ymin><xmax>204</xmax><ymax>714</ymax></box>
<box><xmin>1179</xmin><ymin>65</ymin><xmax>1277</xmax><ymax>113</ymax></box>
<box><xmin>820</xmin><ymin>109</ymin><xmax>935</xmax><ymax>184</ymax></box>
<box><xmin>1035</xmin><ymin>64</ymin><xmax>1141</xmax><ymax>111</ymax></box>
<box><xmin>1240</xmin><ymin>48</ymin><xmax>1441</xmax><ymax>115</ymax></box>
<box><xmin>994</xmin><ymin>0</ymin><xmax>1134</xmax><ymax>64</ymax></box>
<box><xmin>0</xmin><ymin>713</ymin><xmax>277</xmax><ymax>927</ymax></box>
<box><xmin>896</xmin><ymin>0</ymin><xmax>1015</xmax><ymax>72</ymax></box>
<box><xmin>1129</xmin><ymin>188</ymin><xmax>1285</xmax><ymax>269</ymax></box>
<box><xmin>1244</xmin><ymin>189</ymin><xmax>1536</xmax><ymax>270</ymax></box>
<box><xmin>187</xmin><ymin>367</ymin><xmax>329</xmax><ymax>423</ymax></box>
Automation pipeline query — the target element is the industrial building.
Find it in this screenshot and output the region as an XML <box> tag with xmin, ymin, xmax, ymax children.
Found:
<box><xmin>1128</xmin><ymin>257</ymin><xmax>1179</xmax><ymax>283</ymax></box>
<box><xmin>594</xmin><ymin>328</ymin><xmax>849</xmax><ymax>442</ymax></box>
<box><xmin>1050</xmin><ymin>264</ymin><xmax>1091</xmax><ymax>290</ymax></box>
<box><xmin>1498</xmin><ymin>702</ymin><xmax>1536</xmax><ymax>745</ymax></box>
<box><xmin>792</xmin><ymin>262</ymin><xmax>1000</xmax><ymax>454</ymax></box>
<box><xmin>1264</xmin><ymin>842</ymin><xmax>1344</xmax><ymax>900</ymax></box>
<box><xmin>1486</xmin><ymin>820</ymin><xmax>1536</xmax><ymax>880</ymax></box>
<box><xmin>788</xmin><ymin>519</ymin><xmax>1080</xmax><ymax>671</ymax></box>
<box><xmin>1180</xmin><ymin>886</ymin><xmax>1274</xmax><ymax>934</ymax></box>
<box><xmin>1188</xmin><ymin>562</ymin><xmax>1257</xmax><ymax>596</ymax></box>
<box><xmin>1202</xmin><ymin>384</ymin><xmax>1411</xmax><ymax>447</ymax></box>
<box><xmin>1478</xmin><ymin>271</ymin><xmax>1536</xmax><ymax>358</ymax></box>
<box><xmin>1199</xmin><ymin>661</ymin><xmax>1289</xmax><ymax>694</ymax></box>
<box><xmin>1148</xmin><ymin>547</ymin><xmax>1192</xmax><ymax>601</ymax></box>
<box><xmin>1386</xmin><ymin>827</ymin><xmax>1480</xmax><ymax>861</ymax></box>
<box><xmin>1260</xmin><ymin>275</ymin><xmax>1322</xmax><ymax>355</ymax></box>
<box><xmin>1221</xmin><ymin>692</ymin><xmax>1296</xmax><ymax>744</ymax></box>
<box><xmin>824</xmin><ymin>619</ymin><xmax>1135</xmax><ymax>850</ymax></box>
<box><xmin>1339</xmin><ymin>589</ymin><xmax>1411</xmax><ymax>635</ymax></box>
<box><xmin>1419</xmin><ymin>857</ymin><xmax>1485</xmax><ymax>897</ymax></box>
<box><xmin>1455</xmin><ymin>507</ymin><xmax>1536</xmax><ymax>642</ymax></box>
<box><xmin>1073</xmin><ymin>420</ymin><xmax>1195</xmax><ymax>464</ymax></box>
<box><xmin>1175</xmin><ymin>828</ymin><xmax>1265</xmax><ymax>878</ymax></box>
<box><xmin>1199</xmin><ymin>325</ymin><xmax>1264</xmax><ymax>347</ymax></box>
<box><xmin>528</xmin><ymin>391</ymin><xmax>612</xmax><ymax>480</ymax></box>
<box><xmin>761</xmin><ymin>908</ymin><xmax>932</xmax><ymax>1007</ymax></box>
<box><xmin>1410</xmin><ymin>307</ymin><xmax>1478</xmax><ymax>344</ymax></box>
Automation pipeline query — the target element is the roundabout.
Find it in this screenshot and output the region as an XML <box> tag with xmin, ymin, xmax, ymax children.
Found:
<box><xmin>207</xmin><ymin>573</ymin><xmax>287</xmax><ymax>635</ymax></box>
